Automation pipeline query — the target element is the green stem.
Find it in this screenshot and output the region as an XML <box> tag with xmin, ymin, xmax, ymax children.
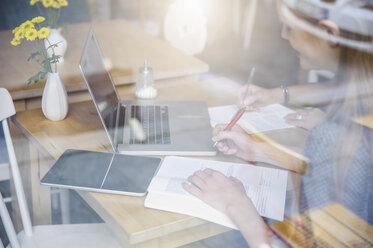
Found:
<box><xmin>20</xmin><ymin>43</ymin><xmax>30</xmax><ymax>55</ymax></box>
<box><xmin>46</xmin><ymin>38</ymin><xmax>57</xmax><ymax>72</ymax></box>
<box><xmin>34</xmin><ymin>38</ymin><xmax>52</xmax><ymax>72</ymax></box>
<box><xmin>30</xmin><ymin>40</ymin><xmax>47</xmax><ymax>72</ymax></box>
<box><xmin>20</xmin><ymin>43</ymin><xmax>42</xmax><ymax>66</ymax></box>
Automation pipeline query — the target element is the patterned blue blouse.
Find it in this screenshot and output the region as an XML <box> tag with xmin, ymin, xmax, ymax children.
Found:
<box><xmin>301</xmin><ymin>121</ymin><xmax>373</xmax><ymax>224</ymax></box>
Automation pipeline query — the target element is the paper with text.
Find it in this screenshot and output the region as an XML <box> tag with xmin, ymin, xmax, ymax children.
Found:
<box><xmin>208</xmin><ymin>104</ymin><xmax>295</xmax><ymax>133</ymax></box>
<box><xmin>147</xmin><ymin>156</ymin><xmax>288</xmax><ymax>223</ymax></box>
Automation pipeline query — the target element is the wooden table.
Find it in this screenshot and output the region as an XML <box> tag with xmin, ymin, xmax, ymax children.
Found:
<box><xmin>0</xmin><ymin>19</ymin><xmax>208</xmax><ymax>106</ymax></box>
<box><xmin>10</xmin><ymin>77</ymin><xmax>240</xmax><ymax>247</ymax></box>
<box><xmin>11</xmin><ymin>77</ymin><xmax>308</xmax><ymax>247</ymax></box>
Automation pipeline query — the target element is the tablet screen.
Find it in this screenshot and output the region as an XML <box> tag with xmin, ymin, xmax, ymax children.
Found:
<box><xmin>41</xmin><ymin>149</ymin><xmax>161</xmax><ymax>196</ymax></box>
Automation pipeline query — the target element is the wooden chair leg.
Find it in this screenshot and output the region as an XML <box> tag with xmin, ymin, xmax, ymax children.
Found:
<box><xmin>0</xmin><ymin>192</ymin><xmax>20</xmax><ymax>248</ymax></box>
<box><xmin>2</xmin><ymin>119</ymin><xmax>32</xmax><ymax>236</ymax></box>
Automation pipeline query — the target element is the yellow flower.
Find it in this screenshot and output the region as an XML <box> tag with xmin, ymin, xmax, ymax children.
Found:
<box><xmin>38</xmin><ymin>27</ymin><xmax>50</xmax><ymax>39</ymax></box>
<box><xmin>51</xmin><ymin>1</ymin><xmax>60</xmax><ymax>8</ymax></box>
<box><xmin>10</xmin><ymin>38</ymin><xmax>21</xmax><ymax>46</ymax></box>
<box><xmin>42</xmin><ymin>0</ymin><xmax>53</xmax><ymax>7</ymax></box>
<box><xmin>57</xmin><ymin>0</ymin><xmax>68</xmax><ymax>6</ymax></box>
<box><xmin>15</xmin><ymin>29</ymin><xmax>25</xmax><ymax>40</ymax></box>
<box><xmin>25</xmin><ymin>29</ymin><xmax>38</xmax><ymax>41</ymax></box>
<box><xmin>31</xmin><ymin>16</ymin><xmax>45</xmax><ymax>23</ymax></box>
<box><xmin>20</xmin><ymin>21</ymin><xmax>34</xmax><ymax>30</ymax></box>
<box><xmin>30</xmin><ymin>0</ymin><xmax>40</xmax><ymax>5</ymax></box>
<box><xmin>12</xmin><ymin>26</ymin><xmax>21</xmax><ymax>34</ymax></box>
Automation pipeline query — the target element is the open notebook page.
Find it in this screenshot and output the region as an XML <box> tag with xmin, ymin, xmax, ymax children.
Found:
<box><xmin>146</xmin><ymin>156</ymin><xmax>288</xmax><ymax>226</ymax></box>
<box><xmin>208</xmin><ymin>103</ymin><xmax>295</xmax><ymax>133</ymax></box>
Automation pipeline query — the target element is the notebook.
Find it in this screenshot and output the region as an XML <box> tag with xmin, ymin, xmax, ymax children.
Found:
<box><xmin>145</xmin><ymin>156</ymin><xmax>288</xmax><ymax>228</ymax></box>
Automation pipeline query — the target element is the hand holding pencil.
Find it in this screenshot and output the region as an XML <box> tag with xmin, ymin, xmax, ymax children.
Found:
<box><xmin>212</xmin><ymin>124</ymin><xmax>255</xmax><ymax>161</ymax></box>
<box><xmin>212</xmin><ymin>108</ymin><xmax>245</xmax><ymax>147</ymax></box>
<box><xmin>238</xmin><ymin>67</ymin><xmax>283</xmax><ymax>111</ymax></box>
<box><xmin>213</xmin><ymin>67</ymin><xmax>256</xmax><ymax>148</ymax></box>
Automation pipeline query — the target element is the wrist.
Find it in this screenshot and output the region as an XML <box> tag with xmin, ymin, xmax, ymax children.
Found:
<box><xmin>225</xmin><ymin>197</ymin><xmax>253</xmax><ymax>217</ymax></box>
<box><xmin>280</xmin><ymin>85</ymin><xmax>289</xmax><ymax>105</ymax></box>
<box><xmin>226</xmin><ymin>198</ymin><xmax>272</xmax><ymax>247</ymax></box>
<box><xmin>268</xmin><ymin>87</ymin><xmax>284</xmax><ymax>104</ymax></box>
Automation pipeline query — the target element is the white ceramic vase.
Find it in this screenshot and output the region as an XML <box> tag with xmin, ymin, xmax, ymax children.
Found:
<box><xmin>44</xmin><ymin>28</ymin><xmax>67</xmax><ymax>63</ymax></box>
<box><xmin>42</xmin><ymin>72</ymin><xmax>68</xmax><ymax>121</ymax></box>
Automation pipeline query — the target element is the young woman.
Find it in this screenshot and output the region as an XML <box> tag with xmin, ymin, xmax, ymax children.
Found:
<box><xmin>183</xmin><ymin>1</ymin><xmax>373</xmax><ymax>247</ymax></box>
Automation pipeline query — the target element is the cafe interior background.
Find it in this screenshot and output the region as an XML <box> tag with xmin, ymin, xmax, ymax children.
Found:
<box><xmin>1</xmin><ymin>0</ymin><xmax>360</xmax><ymax>247</ymax></box>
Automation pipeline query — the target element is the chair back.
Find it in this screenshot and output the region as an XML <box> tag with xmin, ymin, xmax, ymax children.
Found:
<box><xmin>0</xmin><ymin>88</ymin><xmax>15</xmax><ymax>122</ymax></box>
<box><xmin>0</xmin><ymin>88</ymin><xmax>33</xmax><ymax>248</ymax></box>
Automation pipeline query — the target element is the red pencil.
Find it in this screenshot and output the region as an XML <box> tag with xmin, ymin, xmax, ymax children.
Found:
<box><xmin>213</xmin><ymin>67</ymin><xmax>255</xmax><ymax>148</ymax></box>
<box><xmin>225</xmin><ymin>108</ymin><xmax>245</xmax><ymax>130</ymax></box>
<box><xmin>213</xmin><ymin>108</ymin><xmax>245</xmax><ymax>147</ymax></box>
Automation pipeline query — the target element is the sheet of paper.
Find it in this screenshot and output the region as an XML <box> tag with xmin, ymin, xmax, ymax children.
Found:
<box><xmin>208</xmin><ymin>104</ymin><xmax>295</xmax><ymax>133</ymax></box>
<box><xmin>149</xmin><ymin>156</ymin><xmax>288</xmax><ymax>221</ymax></box>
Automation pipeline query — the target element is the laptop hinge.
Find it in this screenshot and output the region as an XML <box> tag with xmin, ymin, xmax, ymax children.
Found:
<box><xmin>113</xmin><ymin>102</ymin><xmax>122</xmax><ymax>148</ymax></box>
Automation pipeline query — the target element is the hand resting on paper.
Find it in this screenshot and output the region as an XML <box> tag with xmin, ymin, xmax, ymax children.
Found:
<box><xmin>285</xmin><ymin>107</ymin><xmax>325</xmax><ymax>131</ymax></box>
<box><xmin>182</xmin><ymin>169</ymin><xmax>272</xmax><ymax>248</ymax></box>
<box><xmin>212</xmin><ymin>124</ymin><xmax>255</xmax><ymax>161</ymax></box>
<box><xmin>182</xmin><ymin>168</ymin><xmax>248</xmax><ymax>213</ymax></box>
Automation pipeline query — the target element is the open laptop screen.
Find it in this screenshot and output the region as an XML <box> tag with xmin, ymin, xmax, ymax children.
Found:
<box><xmin>79</xmin><ymin>30</ymin><xmax>119</xmax><ymax>146</ymax></box>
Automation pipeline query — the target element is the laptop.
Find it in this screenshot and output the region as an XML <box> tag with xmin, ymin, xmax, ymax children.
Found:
<box><xmin>79</xmin><ymin>29</ymin><xmax>216</xmax><ymax>156</ymax></box>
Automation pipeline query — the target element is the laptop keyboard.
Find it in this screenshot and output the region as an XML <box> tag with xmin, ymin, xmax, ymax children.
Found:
<box><xmin>128</xmin><ymin>105</ymin><xmax>171</xmax><ymax>145</ymax></box>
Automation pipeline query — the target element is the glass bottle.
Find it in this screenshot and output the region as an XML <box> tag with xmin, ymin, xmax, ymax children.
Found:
<box><xmin>135</xmin><ymin>60</ymin><xmax>158</xmax><ymax>99</ymax></box>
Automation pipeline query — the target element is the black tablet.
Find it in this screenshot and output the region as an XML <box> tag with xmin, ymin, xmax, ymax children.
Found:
<box><xmin>41</xmin><ymin>149</ymin><xmax>161</xmax><ymax>196</ymax></box>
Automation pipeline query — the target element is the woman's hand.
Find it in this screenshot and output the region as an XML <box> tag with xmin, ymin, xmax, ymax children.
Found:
<box><xmin>239</xmin><ymin>85</ymin><xmax>283</xmax><ymax>111</ymax></box>
<box><xmin>285</xmin><ymin>107</ymin><xmax>325</xmax><ymax>131</ymax></box>
<box><xmin>182</xmin><ymin>168</ymin><xmax>248</xmax><ymax>213</ymax></box>
<box><xmin>212</xmin><ymin>124</ymin><xmax>255</xmax><ymax>161</ymax></box>
<box><xmin>183</xmin><ymin>169</ymin><xmax>273</xmax><ymax>248</ymax></box>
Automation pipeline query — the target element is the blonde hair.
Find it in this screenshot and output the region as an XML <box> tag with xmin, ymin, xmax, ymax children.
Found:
<box><xmin>325</xmin><ymin>33</ymin><xmax>373</xmax><ymax>198</ymax></box>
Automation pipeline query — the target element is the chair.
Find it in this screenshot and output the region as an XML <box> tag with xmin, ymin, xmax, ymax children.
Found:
<box><xmin>0</xmin><ymin>88</ymin><xmax>121</xmax><ymax>248</ymax></box>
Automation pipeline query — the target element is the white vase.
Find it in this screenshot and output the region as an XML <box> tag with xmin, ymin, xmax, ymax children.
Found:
<box><xmin>42</xmin><ymin>72</ymin><xmax>68</xmax><ymax>121</ymax></box>
<box><xmin>44</xmin><ymin>28</ymin><xmax>67</xmax><ymax>63</ymax></box>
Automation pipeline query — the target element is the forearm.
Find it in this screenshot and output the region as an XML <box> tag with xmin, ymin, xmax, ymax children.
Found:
<box><xmin>226</xmin><ymin>197</ymin><xmax>272</xmax><ymax>248</ymax></box>
<box><xmin>272</xmin><ymin>81</ymin><xmax>337</xmax><ymax>107</ymax></box>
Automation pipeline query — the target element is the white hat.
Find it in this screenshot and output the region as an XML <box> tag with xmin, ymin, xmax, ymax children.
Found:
<box><xmin>280</xmin><ymin>0</ymin><xmax>373</xmax><ymax>52</ymax></box>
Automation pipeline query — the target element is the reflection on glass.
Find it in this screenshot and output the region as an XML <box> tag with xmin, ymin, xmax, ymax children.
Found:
<box><xmin>2</xmin><ymin>1</ymin><xmax>373</xmax><ymax>248</ymax></box>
